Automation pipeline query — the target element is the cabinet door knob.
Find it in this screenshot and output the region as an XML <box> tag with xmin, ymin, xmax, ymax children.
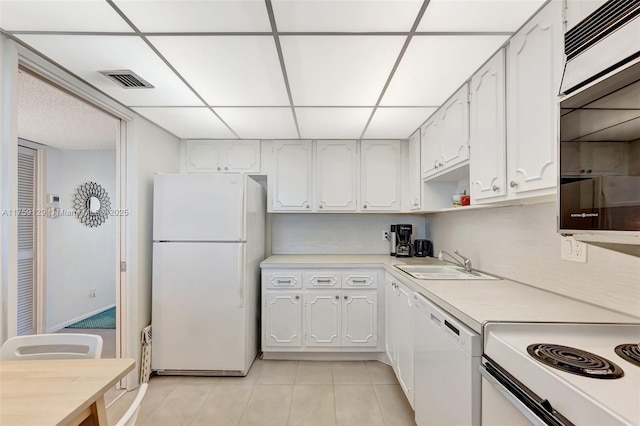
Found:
<box><xmin>492</xmin><ymin>185</ymin><xmax>499</xmax><ymax>192</ymax></box>
<box><xmin>335</xmin><ymin>295</ymin><xmax>339</xmax><ymax>300</ymax></box>
<box><xmin>510</xmin><ymin>180</ymin><xmax>518</xmax><ymax>188</ymax></box>
<box><xmin>439</xmin><ymin>162</ymin><xmax>443</xmax><ymax>167</ymax></box>
<box><xmin>305</xmin><ymin>204</ymin><xmax>310</xmax><ymax>209</ymax></box>
<box><xmin>224</xmin><ymin>166</ymin><xmax>229</xmax><ymax>171</ymax></box>
<box><xmin>295</xmin><ymin>295</ymin><xmax>300</xmax><ymax>300</ymax></box>
<box><xmin>217</xmin><ymin>166</ymin><xmax>222</xmax><ymax>171</ymax></box>
<box><xmin>344</xmin><ymin>295</ymin><xmax>348</xmax><ymax>300</ymax></box>
<box><xmin>587</xmin><ymin>169</ymin><xmax>592</xmax><ymax>174</ymax></box>
<box><xmin>363</xmin><ymin>205</ymin><xmax>368</xmax><ymax>209</ymax></box>
<box><xmin>319</xmin><ymin>205</ymin><xmax>323</xmax><ymax>209</ymax></box>
<box><xmin>580</xmin><ymin>169</ymin><xmax>585</xmax><ymax>174</ymax></box>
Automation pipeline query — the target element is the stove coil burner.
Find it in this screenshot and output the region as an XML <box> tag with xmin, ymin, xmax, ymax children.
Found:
<box><xmin>615</xmin><ymin>344</ymin><xmax>640</xmax><ymax>367</ymax></box>
<box><xmin>527</xmin><ymin>344</ymin><xmax>624</xmax><ymax>379</ymax></box>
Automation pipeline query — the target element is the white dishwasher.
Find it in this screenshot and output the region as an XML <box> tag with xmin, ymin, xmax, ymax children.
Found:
<box><xmin>413</xmin><ymin>292</ymin><xmax>482</xmax><ymax>426</ymax></box>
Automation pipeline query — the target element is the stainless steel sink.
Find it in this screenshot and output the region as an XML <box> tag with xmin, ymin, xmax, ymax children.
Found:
<box><xmin>394</xmin><ymin>264</ymin><xmax>499</xmax><ymax>280</ymax></box>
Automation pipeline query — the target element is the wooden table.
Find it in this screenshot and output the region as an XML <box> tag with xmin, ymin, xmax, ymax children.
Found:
<box><xmin>0</xmin><ymin>358</ymin><xmax>135</xmax><ymax>426</ymax></box>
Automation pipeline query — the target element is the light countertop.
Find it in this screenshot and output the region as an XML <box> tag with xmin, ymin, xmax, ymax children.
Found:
<box><xmin>261</xmin><ymin>254</ymin><xmax>639</xmax><ymax>333</ymax></box>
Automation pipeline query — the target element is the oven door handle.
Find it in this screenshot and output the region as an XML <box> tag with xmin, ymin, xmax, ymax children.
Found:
<box><xmin>479</xmin><ymin>364</ymin><xmax>549</xmax><ymax>426</ymax></box>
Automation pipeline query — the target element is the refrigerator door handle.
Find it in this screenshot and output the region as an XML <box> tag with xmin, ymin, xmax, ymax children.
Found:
<box><xmin>238</xmin><ymin>243</ymin><xmax>245</xmax><ymax>308</ymax></box>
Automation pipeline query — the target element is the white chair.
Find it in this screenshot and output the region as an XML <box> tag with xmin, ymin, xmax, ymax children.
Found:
<box><xmin>115</xmin><ymin>383</ymin><xmax>149</xmax><ymax>426</ymax></box>
<box><xmin>0</xmin><ymin>333</ymin><xmax>103</xmax><ymax>360</ymax></box>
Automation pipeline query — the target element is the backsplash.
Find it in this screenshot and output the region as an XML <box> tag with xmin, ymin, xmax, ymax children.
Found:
<box><xmin>271</xmin><ymin>214</ymin><xmax>426</xmax><ymax>255</ymax></box>
<box><xmin>427</xmin><ymin>202</ymin><xmax>640</xmax><ymax>318</ymax></box>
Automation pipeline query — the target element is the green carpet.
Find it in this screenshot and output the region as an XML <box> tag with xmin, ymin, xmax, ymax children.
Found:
<box><xmin>66</xmin><ymin>307</ymin><xmax>116</xmax><ymax>329</ymax></box>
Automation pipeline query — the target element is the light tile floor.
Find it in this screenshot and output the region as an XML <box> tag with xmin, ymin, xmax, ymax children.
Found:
<box><xmin>107</xmin><ymin>359</ymin><xmax>416</xmax><ymax>426</ymax></box>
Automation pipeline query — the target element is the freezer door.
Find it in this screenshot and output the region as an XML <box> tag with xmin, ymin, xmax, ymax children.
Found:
<box><xmin>152</xmin><ymin>242</ymin><xmax>247</xmax><ymax>372</ymax></box>
<box><xmin>153</xmin><ymin>174</ymin><xmax>244</xmax><ymax>241</ymax></box>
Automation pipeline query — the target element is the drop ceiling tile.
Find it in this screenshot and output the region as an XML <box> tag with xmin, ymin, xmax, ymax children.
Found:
<box><xmin>271</xmin><ymin>0</ymin><xmax>423</xmax><ymax>32</ymax></box>
<box><xmin>281</xmin><ymin>36</ymin><xmax>404</xmax><ymax>106</ymax></box>
<box><xmin>0</xmin><ymin>0</ymin><xmax>132</xmax><ymax>32</ymax></box>
<box><xmin>149</xmin><ymin>36</ymin><xmax>290</xmax><ymax>106</ymax></box>
<box><xmin>418</xmin><ymin>0</ymin><xmax>547</xmax><ymax>32</ymax></box>
<box><xmin>16</xmin><ymin>35</ymin><xmax>202</xmax><ymax>107</ymax></box>
<box><xmin>296</xmin><ymin>108</ymin><xmax>372</xmax><ymax>139</ymax></box>
<box><xmin>132</xmin><ymin>107</ymin><xmax>235</xmax><ymax>139</ymax></box>
<box><xmin>381</xmin><ymin>35</ymin><xmax>508</xmax><ymax>106</ymax></box>
<box><xmin>364</xmin><ymin>107</ymin><xmax>437</xmax><ymax>139</ymax></box>
<box><xmin>113</xmin><ymin>0</ymin><xmax>271</xmax><ymax>32</ymax></box>
<box><xmin>215</xmin><ymin>108</ymin><xmax>298</xmax><ymax>139</ymax></box>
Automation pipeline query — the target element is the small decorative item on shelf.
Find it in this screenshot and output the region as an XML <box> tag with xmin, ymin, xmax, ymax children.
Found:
<box><xmin>461</xmin><ymin>193</ymin><xmax>471</xmax><ymax>206</ymax></box>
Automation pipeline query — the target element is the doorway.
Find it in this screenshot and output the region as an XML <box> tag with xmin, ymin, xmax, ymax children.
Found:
<box><xmin>16</xmin><ymin>68</ymin><xmax>121</xmax><ymax>360</ymax></box>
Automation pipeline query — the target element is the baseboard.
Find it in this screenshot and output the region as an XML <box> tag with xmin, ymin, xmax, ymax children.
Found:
<box><xmin>261</xmin><ymin>351</ymin><xmax>389</xmax><ymax>362</ymax></box>
<box><xmin>47</xmin><ymin>303</ymin><xmax>116</xmax><ymax>333</ymax></box>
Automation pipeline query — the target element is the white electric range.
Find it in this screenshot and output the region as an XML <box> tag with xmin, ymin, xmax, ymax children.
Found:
<box><xmin>480</xmin><ymin>322</ymin><xmax>640</xmax><ymax>426</ymax></box>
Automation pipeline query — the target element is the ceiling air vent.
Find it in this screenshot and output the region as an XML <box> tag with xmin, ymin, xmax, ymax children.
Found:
<box><xmin>100</xmin><ymin>70</ymin><xmax>154</xmax><ymax>89</ymax></box>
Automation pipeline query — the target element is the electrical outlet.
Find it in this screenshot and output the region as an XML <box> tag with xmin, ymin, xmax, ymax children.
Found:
<box><xmin>382</xmin><ymin>230</ymin><xmax>390</xmax><ymax>241</ymax></box>
<box><xmin>560</xmin><ymin>236</ymin><xmax>587</xmax><ymax>263</ymax></box>
<box><xmin>89</xmin><ymin>289</ymin><xmax>96</xmax><ymax>298</ymax></box>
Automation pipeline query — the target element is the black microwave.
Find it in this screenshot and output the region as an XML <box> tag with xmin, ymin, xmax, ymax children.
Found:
<box><xmin>558</xmin><ymin>2</ymin><xmax>640</xmax><ymax>238</ymax></box>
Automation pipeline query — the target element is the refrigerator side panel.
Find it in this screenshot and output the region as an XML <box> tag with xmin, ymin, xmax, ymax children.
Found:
<box><xmin>243</xmin><ymin>178</ymin><xmax>266</xmax><ymax>369</ymax></box>
<box><xmin>152</xmin><ymin>242</ymin><xmax>246</xmax><ymax>372</ymax></box>
<box><xmin>153</xmin><ymin>173</ymin><xmax>244</xmax><ymax>241</ymax></box>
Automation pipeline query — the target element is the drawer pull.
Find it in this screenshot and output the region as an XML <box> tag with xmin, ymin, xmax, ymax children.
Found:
<box><xmin>276</xmin><ymin>279</ymin><xmax>292</xmax><ymax>284</ymax></box>
<box><xmin>317</xmin><ymin>279</ymin><xmax>332</xmax><ymax>283</ymax></box>
<box><xmin>352</xmin><ymin>279</ymin><xmax>367</xmax><ymax>284</ymax></box>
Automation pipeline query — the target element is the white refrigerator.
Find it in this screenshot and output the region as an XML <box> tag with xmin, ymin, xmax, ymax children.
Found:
<box><xmin>151</xmin><ymin>173</ymin><xmax>265</xmax><ymax>375</ymax></box>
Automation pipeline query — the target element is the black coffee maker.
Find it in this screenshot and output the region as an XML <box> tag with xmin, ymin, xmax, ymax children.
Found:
<box><xmin>395</xmin><ymin>224</ymin><xmax>412</xmax><ymax>257</ymax></box>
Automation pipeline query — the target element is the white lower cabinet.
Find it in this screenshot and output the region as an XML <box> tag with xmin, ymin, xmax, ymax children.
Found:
<box><xmin>264</xmin><ymin>292</ymin><xmax>302</xmax><ymax>348</ymax></box>
<box><xmin>263</xmin><ymin>268</ymin><xmax>382</xmax><ymax>352</ymax></box>
<box><xmin>305</xmin><ymin>291</ymin><xmax>342</xmax><ymax>346</ymax></box>
<box><xmin>386</xmin><ymin>276</ymin><xmax>414</xmax><ymax>408</ymax></box>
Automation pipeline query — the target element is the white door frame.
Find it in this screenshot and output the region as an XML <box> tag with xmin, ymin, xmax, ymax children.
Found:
<box><xmin>2</xmin><ymin>38</ymin><xmax>139</xmax><ymax>389</ymax></box>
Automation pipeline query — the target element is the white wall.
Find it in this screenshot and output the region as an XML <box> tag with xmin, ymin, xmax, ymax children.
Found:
<box><xmin>427</xmin><ymin>202</ymin><xmax>640</xmax><ymax>318</ymax></box>
<box><xmin>45</xmin><ymin>148</ymin><xmax>116</xmax><ymax>331</ymax></box>
<box><xmin>271</xmin><ymin>214</ymin><xmax>427</xmax><ymax>255</ymax></box>
<box><xmin>128</xmin><ymin>115</ymin><xmax>180</xmax><ymax>375</ymax></box>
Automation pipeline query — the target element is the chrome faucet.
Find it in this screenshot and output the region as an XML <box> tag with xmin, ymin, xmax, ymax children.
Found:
<box><xmin>438</xmin><ymin>250</ymin><xmax>473</xmax><ymax>273</ymax></box>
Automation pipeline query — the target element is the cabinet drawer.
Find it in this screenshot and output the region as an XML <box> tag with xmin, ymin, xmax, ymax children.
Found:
<box><xmin>343</xmin><ymin>270</ymin><xmax>378</xmax><ymax>288</ymax></box>
<box><xmin>263</xmin><ymin>270</ymin><xmax>302</xmax><ymax>289</ymax></box>
<box><xmin>304</xmin><ymin>271</ymin><xmax>341</xmax><ymax>288</ymax></box>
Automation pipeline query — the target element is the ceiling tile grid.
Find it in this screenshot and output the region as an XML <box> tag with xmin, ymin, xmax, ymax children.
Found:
<box><xmin>1</xmin><ymin>0</ymin><xmax>549</xmax><ymax>140</ymax></box>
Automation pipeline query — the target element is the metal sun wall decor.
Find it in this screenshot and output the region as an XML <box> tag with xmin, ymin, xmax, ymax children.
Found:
<box><xmin>73</xmin><ymin>181</ymin><xmax>111</xmax><ymax>227</ymax></box>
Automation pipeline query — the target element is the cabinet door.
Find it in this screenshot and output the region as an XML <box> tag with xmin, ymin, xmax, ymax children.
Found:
<box><xmin>360</xmin><ymin>140</ymin><xmax>401</xmax><ymax>211</ymax></box>
<box><xmin>396</xmin><ymin>282</ymin><xmax>414</xmax><ymax>407</ymax></box>
<box><xmin>271</xmin><ymin>140</ymin><xmax>313</xmax><ymax>211</ymax></box>
<box><xmin>224</xmin><ymin>140</ymin><xmax>260</xmax><ymax>173</ymax></box>
<box><xmin>185</xmin><ymin>140</ymin><xmax>223</xmax><ymax>172</ymax></box>
<box><xmin>385</xmin><ymin>278</ymin><xmax>397</xmax><ymax>366</ymax></box>
<box><xmin>420</xmin><ymin>117</ymin><xmax>440</xmax><ymax>179</ymax></box>
<box><xmin>439</xmin><ymin>84</ymin><xmax>470</xmax><ymax>170</ymax></box>
<box><xmin>316</xmin><ymin>140</ymin><xmax>358</xmax><ymax>211</ymax></box>
<box><xmin>470</xmin><ymin>50</ymin><xmax>507</xmax><ymax>202</ymax></box>
<box><xmin>506</xmin><ymin>1</ymin><xmax>562</xmax><ymax>194</ymax></box>
<box><xmin>408</xmin><ymin>130</ymin><xmax>422</xmax><ymax>210</ymax></box>
<box><xmin>342</xmin><ymin>291</ymin><xmax>377</xmax><ymax>347</ymax></box>
<box><xmin>264</xmin><ymin>292</ymin><xmax>302</xmax><ymax>347</ymax></box>
<box><xmin>305</xmin><ymin>292</ymin><xmax>341</xmax><ymax>346</ymax></box>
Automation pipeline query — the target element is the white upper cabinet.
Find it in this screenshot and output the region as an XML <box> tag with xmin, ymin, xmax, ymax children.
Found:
<box><xmin>561</xmin><ymin>142</ymin><xmax>628</xmax><ymax>176</ymax></box>
<box><xmin>408</xmin><ymin>130</ymin><xmax>422</xmax><ymax>210</ymax></box>
<box><xmin>360</xmin><ymin>140</ymin><xmax>401</xmax><ymax>211</ymax></box>
<box><xmin>421</xmin><ymin>84</ymin><xmax>470</xmax><ymax>180</ymax></box>
<box><xmin>506</xmin><ymin>1</ymin><xmax>563</xmax><ymax>196</ymax></box>
<box><xmin>185</xmin><ymin>140</ymin><xmax>260</xmax><ymax>173</ymax></box>
<box><xmin>470</xmin><ymin>49</ymin><xmax>507</xmax><ymax>202</ymax></box>
<box><xmin>420</xmin><ymin>117</ymin><xmax>440</xmax><ymax>178</ymax></box>
<box><xmin>271</xmin><ymin>140</ymin><xmax>314</xmax><ymax>211</ymax></box>
<box><xmin>316</xmin><ymin>140</ymin><xmax>358</xmax><ymax>211</ymax></box>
